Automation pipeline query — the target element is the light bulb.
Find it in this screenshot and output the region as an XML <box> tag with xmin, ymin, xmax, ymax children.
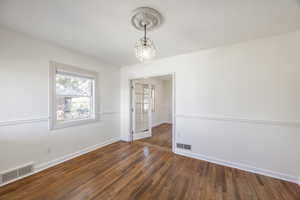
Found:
<box><xmin>134</xmin><ymin>37</ymin><xmax>156</xmax><ymax>62</ymax></box>
<box><xmin>142</xmin><ymin>46</ymin><xmax>151</xmax><ymax>58</ymax></box>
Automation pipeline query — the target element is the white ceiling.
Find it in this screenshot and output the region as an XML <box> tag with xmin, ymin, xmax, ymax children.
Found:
<box><xmin>1</xmin><ymin>0</ymin><xmax>300</xmax><ymax>67</ymax></box>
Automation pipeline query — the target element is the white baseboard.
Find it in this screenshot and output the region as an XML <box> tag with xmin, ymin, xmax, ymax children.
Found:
<box><xmin>152</xmin><ymin>121</ymin><xmax>172</xmax><ymax>128</ymax></box>
<box><xmin>175</xmin><ymin>149</ymin><xmax>299</xmax><ymax>185</ymax></box>
<box><xmin>35</xmin><ymin>137</ymin><xmax>120</xmax><ymax>171</ymax></box>
<box><xmin>133</xmin><ymin>132</ymin><xmax>151</xmax><ymax>140</ymax></box>
<box><xmin>0</xmin><ymin>137</ymin><xmax>120</xmax><ymax>187</ymax></box>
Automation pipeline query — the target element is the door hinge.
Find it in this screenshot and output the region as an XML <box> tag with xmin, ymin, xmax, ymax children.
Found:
<box><xmin>131</xmin><ymin>108</ymin><xmax>134</xmax><ymax>112</ymax></box>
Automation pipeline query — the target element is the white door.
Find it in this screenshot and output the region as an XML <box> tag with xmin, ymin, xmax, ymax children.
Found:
<box><xmin>131</xmin><ymin>81</ymin><xmax>152</xmax><ymax>140</ymax></box>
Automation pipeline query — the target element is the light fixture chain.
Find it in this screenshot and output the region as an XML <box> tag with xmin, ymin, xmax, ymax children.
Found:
<box><xmin>144</xmin><ymin>24</ymin><xmax>147</xmax><ymax>46</ymax></box>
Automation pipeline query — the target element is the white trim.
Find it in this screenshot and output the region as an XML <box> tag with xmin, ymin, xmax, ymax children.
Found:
<box><xmin>0</xmin><ymin>137</ymin><xmax>120</xmax><ymax>187</ymax></box>
<box><xmin>0</xmin><ymin>112</ymin><xmax>120</xmax><ymax>127</ymax></box>
<box><xmin>56</xmin><ymin>70</ymin><xmax>96</xmax><ymax>80</ymax></box>
<box><xmin>175</xmin><ymin>149</ymin><xmax>299</xmax><ymax>184</ymax></box>
<box><xmin>133</xmin><ymin>132</ymin><xmax>152</xmax><ymax>140</ymax></box>
<box><xmin>298</xmin><ymin>178</ymin><xmax>300</xmax><ymax>186</ymax></box>
<box><xmin>152</xmin><ymin>121</ymin><xmax>172</xmax><ymax>128</ymax></box>
<box><xmin>176</xmin><ymin>114</ymin><xmax>300</xmax><ymax>127</ymax></box>
<box><xmin>54</xmin><ymin>62</ymin><xmax>98</xmax><ymax>79</ymax></box>
<box><xmin>171</xmin><ymin>73</ymin><xmax>176</xmax><ymax>153</ymax></box>
<box><xmin>49</xmin><ymin>61</ymin><xmax>100</xmax><ymax>130</ymax></box>
<box><xmin>0</xmin><ymin>117</ymin><xmax>50</xmax><ymax>127</ymax></box>
<box><xmin>35</xmin><ymin>137</ymin><xmax>119</xmax><ymax>171</ymax></box>
<box><xmin>49</xmin><ymin>61</ymin><xmax>55</xmax><ymax>130</ymax></box>
<box><xmin>50</xmin><ymin>117</ymin><xmax>99</xmax><ymax>130</ymax></box>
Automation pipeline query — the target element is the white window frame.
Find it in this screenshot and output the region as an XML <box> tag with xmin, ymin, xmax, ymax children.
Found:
<box><xmin>49</xmin><ymin>61</ymin><xmax>99</xmax><ymax>130</ymax></box>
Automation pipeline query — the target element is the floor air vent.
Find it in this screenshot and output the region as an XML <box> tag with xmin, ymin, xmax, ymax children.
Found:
<box><xmin>0</xmin><ymin>163</ymin><xmax>33</xmax><ymax>184</ymax></box>
<box><xmin>176</xmin><ymin>143</ymin><xmax>192</xmax><ymax>150</ymax></box>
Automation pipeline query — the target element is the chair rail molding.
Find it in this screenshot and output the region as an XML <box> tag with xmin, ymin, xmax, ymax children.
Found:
<box><xmin>0</xmin><ymin>117</ymin><xmax>50</xmax><ymax>127</ymax></box>
<box><xmin>0</xmin><ymin>112</ymin><xmax>120</xmax><ymax>127</ymax></box>
<box><xmin>176</xmin><ymin>114</ymin><xmax>300</xmax><ymax>127</ymax></box>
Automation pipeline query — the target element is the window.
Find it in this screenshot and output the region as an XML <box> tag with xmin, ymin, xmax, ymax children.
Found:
<box><xmin>151</xmin><ymin>86</ymin><xmax>155</xmax><ymax>112</ymax></box>
<box><xmin>49</xmin><ymin>62</ymin><xmax>99</xmax><ymax>129</ymax></box>
<box><xmin>142</xmin><ymin>85</ymin><xmax>150</xmax><ymax>112</ymax></box>
<box><xmin>134</xmin><ymin>83</ymin><xmax>155</xmax><ymax>113</ymax></box>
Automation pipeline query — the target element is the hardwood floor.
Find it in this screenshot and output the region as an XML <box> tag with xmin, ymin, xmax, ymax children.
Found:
<box><xmin>137</xmin><ymin>123</ymin><xmax>172</xmax><ymax>151</ymax></box>
<box><xmin>0</xmin><ymin>141</ymin><xmax>299</xmax><ymax>200</ymax></box>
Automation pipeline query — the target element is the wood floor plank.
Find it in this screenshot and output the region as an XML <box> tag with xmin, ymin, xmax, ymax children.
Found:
<box><xmin>0</xmin><ymin>137</ymin><xmax>299</xmax><ymax>200</ymax></box>
<box><xmin>138</xmin><ymin>123</ymin><xmax>172</xmax><ymax>150</ymax></box>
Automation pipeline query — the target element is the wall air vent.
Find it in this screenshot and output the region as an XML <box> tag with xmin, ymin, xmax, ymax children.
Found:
<box><xmin>176</xmin><ymin>143</ymin><xmax>192</xmax><ymax>150</ymax></box>
<box><xmin>0</xmin><ymin>163</ymin><xmax>33</xmax><ymax>185</ymax></box>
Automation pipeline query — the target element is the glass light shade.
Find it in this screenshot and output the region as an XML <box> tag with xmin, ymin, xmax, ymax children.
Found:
<box><xmin>134</xmin><ymin>37</ymin><xmax>156</xmax><ymax>62</ymax></box>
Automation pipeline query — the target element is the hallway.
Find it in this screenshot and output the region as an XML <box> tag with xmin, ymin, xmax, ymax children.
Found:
<box><xmin>137</xmin><ymin>123</ymin><xmax>172</xmax><ymax>151</ymax></box>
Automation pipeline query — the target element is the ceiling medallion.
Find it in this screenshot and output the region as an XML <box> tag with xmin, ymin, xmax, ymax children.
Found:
<box><xmin>130</xmin><ymin>7</ymin><xmax>163</xmax><ymax>62</ymax></box>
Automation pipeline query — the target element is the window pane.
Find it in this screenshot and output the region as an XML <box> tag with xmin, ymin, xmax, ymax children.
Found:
<box><xmin>56</xmin><ymin>73</ymin><xmax>93</xmax><ymax>96</ymax></box>
<box><xmin>56</xmin><ymin>96</ymin><xmax>92</xmax><ymax>121</ymax></box>
<box><xmin>135</xmin><ymin>94</ymin><xmax>143</xmax><ymax>104</ymax></box>
<box><xmin>143</xmin><ymin>103</ymin><xmax>149</xmax><ymax>112</ymax></box>
<box><xmin>151</xmin><ymin>87</ymin><xmax>155</xmax><ymax>112</ymax></box>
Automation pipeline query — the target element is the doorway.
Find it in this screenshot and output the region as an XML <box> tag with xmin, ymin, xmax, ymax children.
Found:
<box><xmin>130</xmin><ymin>74</ymin><xmax>174</xmax><ymax>151</ymax></box>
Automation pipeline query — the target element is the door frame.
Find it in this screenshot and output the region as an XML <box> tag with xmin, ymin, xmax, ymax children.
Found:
<box><xmin>129</xmin><ymin>72</ymin><xmax>176</xmax><ymax>153</ymax></box>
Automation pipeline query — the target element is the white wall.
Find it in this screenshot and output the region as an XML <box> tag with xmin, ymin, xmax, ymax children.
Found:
<box><xmin>133</xmin><ymin>78</ymin><xmax>171</xmax><ymax>128</ymax></box>
<box><xmin>121</xmin><ymin>31</ymin><xmax>300</xmax><ymax>183</ymax></box>
<box><xmin>138</xmin><ymin>78</ymin><xmax>172</xmax><ymax>127</ymax></box>
<box><xmin>0</xmin><ymin>28</ymin><xmax>120</xmax><ymax>173</ymax></box>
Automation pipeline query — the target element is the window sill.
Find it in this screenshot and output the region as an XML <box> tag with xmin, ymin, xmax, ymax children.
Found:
<box><xmin>49</xmin><ymin>117</ymin><xmax>99</xmax><ymax>130</ymax></box>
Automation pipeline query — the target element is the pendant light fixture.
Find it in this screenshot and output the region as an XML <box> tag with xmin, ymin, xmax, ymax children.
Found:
<box><xmin>131</xmin><ymin>7</ymin><xmax>163</xmax><ymax>62</ymax></box>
